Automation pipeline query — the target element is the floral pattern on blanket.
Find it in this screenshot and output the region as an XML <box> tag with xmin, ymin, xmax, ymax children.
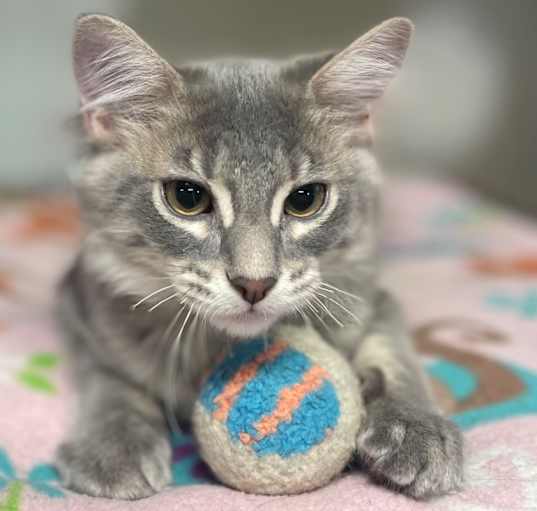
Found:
<box><xmin>0</xmin><ymin>449</ymin><xmax>64</xmax><ymax>510</ymax></box>
<box><xmin>1</xmin><ymin>178</ymin><xmax>536</xmax><ymax>511</ymax></box>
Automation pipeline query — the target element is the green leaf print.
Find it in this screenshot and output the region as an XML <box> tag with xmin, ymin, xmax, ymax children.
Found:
<box><xmin>28</xmin><ymin>353</ymin><xmax>59</xmax><ymax>370</ymax></box>
<box><xmin>16</xmin><ymin>371</ymin><xmax>55</xmax><ymax>394</ymax></box>
<box><xmin>0</xmin><ymin>481</ymin><xmax>22</xmax><ymax>511</ymax></box>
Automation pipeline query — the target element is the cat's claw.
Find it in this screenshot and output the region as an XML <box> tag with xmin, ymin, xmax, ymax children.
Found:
<box><xmin>357</xmin><ymin>399</ymin><xmax>463</xmax><ymax>499</ymax></box>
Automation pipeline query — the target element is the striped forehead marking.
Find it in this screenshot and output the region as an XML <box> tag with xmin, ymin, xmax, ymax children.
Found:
<box><xmin>209</xmin><ymin>180</ymin><xmax>235</xmax><ymax>228</ymax></box>
<box><xmin>270</xmin><ymin>181</ymin><xmax>295</xmax><ymax>227</ymax></box>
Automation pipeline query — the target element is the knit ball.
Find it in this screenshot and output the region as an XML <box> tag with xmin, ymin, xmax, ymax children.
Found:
<box><xmin>193</xmin><ymin>324</ymin><xmax>363</xmax><ymax>495</ymax></box>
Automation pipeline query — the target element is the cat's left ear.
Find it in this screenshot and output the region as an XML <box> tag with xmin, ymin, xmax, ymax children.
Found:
<box><xmin>310</xmin><ymin>17</ymin><xmax>413</xmax><ymax>115</ymax></box>
<box><xmin>73</xmin><ymin>14</ymin><xmax>181</xmax><ymax>139</ymax></box>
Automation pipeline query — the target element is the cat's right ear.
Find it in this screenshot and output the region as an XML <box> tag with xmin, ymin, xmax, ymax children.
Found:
<box><xmin>310</xmin><ymin>18</ymin><xmax>413</xmax><ymax>117</ymax></box>
<box><xmin>73</xmin><ymin>14</ymin><xmax>180</xmax><ymax>139</ymax></box>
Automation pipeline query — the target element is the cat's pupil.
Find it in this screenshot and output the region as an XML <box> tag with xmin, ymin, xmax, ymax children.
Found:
<box><xmin>288</xmin><ymin>185</ymin><xmax>318</xmax><ymax>211</ymax></box>
<box><xmin>175</xmin><ymin>181</ymin><xmax>204</xmax><ymax>210</ymax></box>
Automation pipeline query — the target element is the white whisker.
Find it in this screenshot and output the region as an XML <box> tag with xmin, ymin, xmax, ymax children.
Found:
<box><xmin>163</xmin><ymin>304</ymin><xmax>188</xmax><ymax>340</ymax></box>
<box><xmin>319</xmin><ymin>281</ymin><xmax>364</xmax><ymax>302</ymax></box>
<box><xmin>148</xmin><ymin>292</ymin><xmax>179</xmax><ymax>312</ymax></box>
<box><xmin>304</xmin><ymin>296</ymin><xmax>334</xmax><ymax>330</ymax></box>
<box><xmin>165</xmin><ymin>303</ymin><xmax>194</xmax><ymax>436</ymax></box>
<box><xmin>131</xmin><ymin>284</ymin><xmax>174</xmax><ymax>310</ymax></box>
<box><xmin>315</xmin><ymin>289</ymin><xmax>362</xmax><ymax>325</ymax></box>
<box><xmin>310</xmin><ymin>294</ymin><xmax>345</xmax><ymax>327</ymax></box>
<box><xmin>173</xmin><ymin>305</ymin><xmax>193</xmax><ymax>370</ymax></box>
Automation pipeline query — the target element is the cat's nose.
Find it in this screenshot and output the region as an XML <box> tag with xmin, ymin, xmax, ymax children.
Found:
<box><xmin>228</xmin><ymin>276</ymin><xmax>276</xmax><ymax>305</ymax></box>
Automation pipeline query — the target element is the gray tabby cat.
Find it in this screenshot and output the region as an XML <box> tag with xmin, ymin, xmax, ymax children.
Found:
<box><xmin>56</xmin><ymin>14</ymin><xmax>463</xmax><ymax>500</ymax></box>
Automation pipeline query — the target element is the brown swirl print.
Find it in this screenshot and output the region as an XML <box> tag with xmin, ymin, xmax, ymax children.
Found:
<box><xmin>414</xmin><ymin>319</ymin><xmax>525</xmax><ymax>415</ymax></box>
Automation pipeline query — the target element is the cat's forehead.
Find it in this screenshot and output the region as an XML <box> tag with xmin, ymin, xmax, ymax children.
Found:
<box><xmin>177</xmin><ymin>61</ymin><xmax>308</xmax><ymax>180</ymax></box>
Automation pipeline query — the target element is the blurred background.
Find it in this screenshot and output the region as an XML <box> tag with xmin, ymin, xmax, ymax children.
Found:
<box><xmin>1</xmin><ymin>0</ymin><xmax>536</xmax><ymax>214</ymax></box>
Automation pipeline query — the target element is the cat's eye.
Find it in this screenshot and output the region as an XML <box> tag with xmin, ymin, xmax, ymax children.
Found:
<box><xmin>284</xmin><ymin>183</ymin><xmax>326</xmax><ymax>218</ymax></box>
<box><xmin>163</xmin><ymin>180</ymin><xmax>212</xmax><ymax>216</ymax></box>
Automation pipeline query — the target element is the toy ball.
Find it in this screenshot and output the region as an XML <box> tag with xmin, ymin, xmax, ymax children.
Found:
<box><xmin>193</xmin><ymin>323</ymin><xmax>363</xmax><ymax>495</ymax></box>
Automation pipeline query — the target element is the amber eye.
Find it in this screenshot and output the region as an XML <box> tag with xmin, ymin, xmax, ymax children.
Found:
<box><xmin>284</xmin><ymin>183</ymin><xmax>326</xmax><ymax>218</ymax></box>
<box><xmin>163</xmin><ymin>180</ymin><xmax>212</xmax><ymax>216</ymax></box>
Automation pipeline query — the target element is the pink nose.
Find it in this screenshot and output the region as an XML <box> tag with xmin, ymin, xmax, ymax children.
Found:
<box><xmin>229</xmin><ymin>277</ymin><xmax>276</xmax><ymax>305</ymax></box>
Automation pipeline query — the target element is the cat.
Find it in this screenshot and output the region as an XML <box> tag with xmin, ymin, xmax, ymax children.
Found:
<box><xmin>55</xmin><ymin>14</ymin><xmax>463</xmax><ymax>500</ymax></box>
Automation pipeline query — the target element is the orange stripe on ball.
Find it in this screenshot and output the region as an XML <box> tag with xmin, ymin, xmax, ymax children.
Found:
<box><xmin>239</xmin><ymin>432</ymin><xmax>254</xmax><ymax>445</ymax></box>
<box><xmin>254</xmin><ymin>365</ymin><xmax>328</xmax><ymax>439</ymax></box>
<box><xmin>213</xmin><ymin>340</ymin><xmax>288</xmax><ymax>422</ymax></box>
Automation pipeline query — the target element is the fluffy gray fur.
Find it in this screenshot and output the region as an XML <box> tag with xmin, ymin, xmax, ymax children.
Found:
<box><xmin>56</xmin><ymin>14</ymin><xmax>463</xmax><ymax>500</ymax></box>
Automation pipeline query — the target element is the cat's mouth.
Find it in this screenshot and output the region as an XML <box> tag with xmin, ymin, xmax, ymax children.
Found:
<box><xmin>210</xmin><ymin>308</ymin><xmax>277</xmax><ymax>338</ymax></box>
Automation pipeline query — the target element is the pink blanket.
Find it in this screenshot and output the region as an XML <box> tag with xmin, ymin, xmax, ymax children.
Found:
<box><xmin>1</xmin><ymin>178</ymin><xmax>536</xmax><ymax>510</ymax></box>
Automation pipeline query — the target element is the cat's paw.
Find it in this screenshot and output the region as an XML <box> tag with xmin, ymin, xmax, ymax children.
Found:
<box><xmin>56</xmin><ymin>416</ymin><xmax>172</xmax><ymax>500</ymax></box>
<box><xmin>357</xmin><ymin>399</ymin><xmax>463</xmax><ymax>499</ymax></box>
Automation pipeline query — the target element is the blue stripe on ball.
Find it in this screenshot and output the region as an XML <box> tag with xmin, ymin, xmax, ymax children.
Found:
<box><xmin>226</xmin><ymin>348</ymin><xmax>311</xmax><ymax>442</ymax></box>
<box><xmin>200</xmin><ymin>338</ymin><xmax>267</xmax><ymax>413</ymax></box>
<box><xmin>252</xmin><ymin>380</ymin><xmax>340</xmax><ymax>457</ymax></box>
<box><xmin>200</xmin><ymin>339</ymin><xmax>342</xmax><ymax>458</ymax></box>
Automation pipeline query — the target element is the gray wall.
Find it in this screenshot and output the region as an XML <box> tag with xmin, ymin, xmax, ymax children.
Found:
<box><xmin>1</xmin><ymin>1</ymin><xmax>132</xmax><ymax>188</ymax></box>
<box><xmin>2</xmin><ymin>1</ymin><xmax>536</xmax><ymax>214</ymax></box>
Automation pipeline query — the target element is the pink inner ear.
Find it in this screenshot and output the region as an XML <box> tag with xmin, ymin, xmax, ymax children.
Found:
<box><xmin>82</xmin><ymin>109</ymin><xmax>114</xmax><ymax>139</ymax></box>
<box><xmin>356</xmin><ymin>110</ymin><xmax>373</xmax><ymax>135</ymax></box>
<box><xmin>360</xmin><ymin>114</ymin><xmax>374</xmax><ymax>145</ymax></box>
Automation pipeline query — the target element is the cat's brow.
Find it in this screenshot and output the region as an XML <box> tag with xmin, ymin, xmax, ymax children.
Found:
<box><xmin>160</xmin><ymin>166</ymin><xmax>206</xmax><ymax>181</ymax></box>
<box><xmin>189</xmin><ymin>150</ymin><xmax>207</xmax><ymax>178</ymax></box>
<box><xmin>169</xmin><ymin>147</ymin><xmax>207</xmax><ymax>180</ymax></box>
<box><xmin>291</xmin><ymin>153</ymin><xmax>312</xmax><ymax>180</ymax></box>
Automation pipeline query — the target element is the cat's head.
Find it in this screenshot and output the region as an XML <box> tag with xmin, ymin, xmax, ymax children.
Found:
<box><xmin>72</xmin><ymin>15</ymin><xmax>412</xmax><ymax>338</ymax></box>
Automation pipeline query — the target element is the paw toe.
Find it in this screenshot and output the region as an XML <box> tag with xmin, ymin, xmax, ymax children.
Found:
<box><xmin>56</xmin><ymin>435</ymin><xmax>172</xmax><ymax>499</ymax></box>
<box><xmin>357</xmin><ymin>404</ymin><xmax>464</xmax><ymax>499</ymax></box>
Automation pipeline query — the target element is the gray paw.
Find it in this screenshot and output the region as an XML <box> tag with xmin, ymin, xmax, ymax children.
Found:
<box><xmin>357</xmin><ymin>400</ymin><xmax>463</xmax><ymax>499</ymax></box>
<box><xmin>56</xmin><ymin>416</ymin><xmax>172</xmax><ymax>499</ymax></box>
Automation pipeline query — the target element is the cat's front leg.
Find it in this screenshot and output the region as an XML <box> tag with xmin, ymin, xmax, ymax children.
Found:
<box><xmin>56</xmin><ymin>366</ymin><xmax>172</xmax><ymax>500</ymax></box>
<box><xmin>353</xmin><ymin>291</ymin><xmax>463</xmax><ymax>499</ymax></box>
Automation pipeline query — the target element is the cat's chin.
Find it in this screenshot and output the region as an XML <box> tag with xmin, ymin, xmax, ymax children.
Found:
<box><xmin>210</xmin><ymin>310</ymin><xmax>277</xmax><ymax>339</ymax></box>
